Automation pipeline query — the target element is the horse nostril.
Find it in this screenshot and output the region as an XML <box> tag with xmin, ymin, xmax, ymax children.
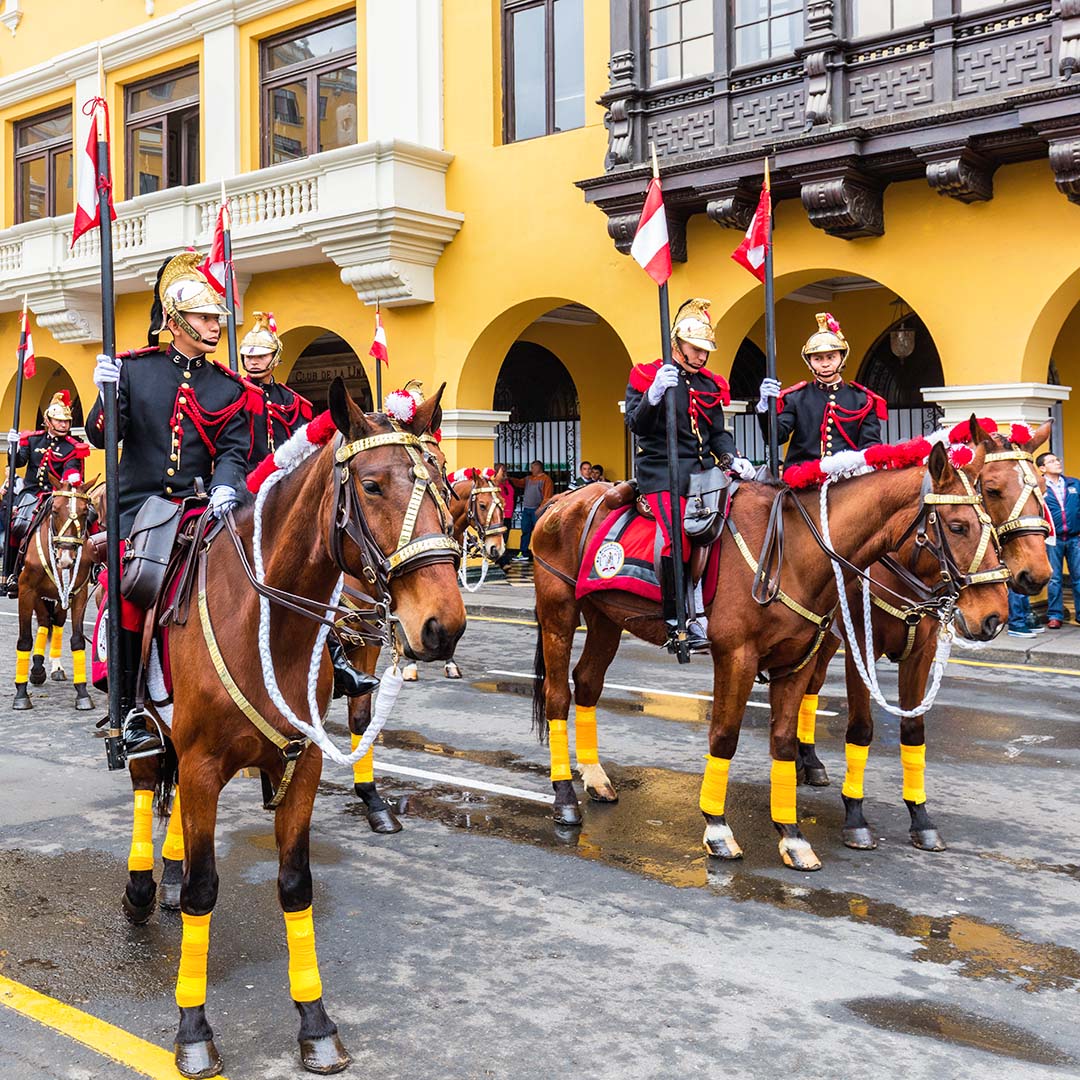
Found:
<box><xmin>982</xmin><ymin>614</ymin><xmax>1001</xmax><ymax>639</ymax></box>
<box><xmin>1013</xmin><ymin>569</ymin><xmax>1035</xmax><ymax>595</ymax></box>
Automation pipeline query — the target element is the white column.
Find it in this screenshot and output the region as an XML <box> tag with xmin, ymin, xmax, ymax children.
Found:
<box><xmin>366</xmin><ymin>0</ymin><xmax>443</xmax><ymax>148</ymax></box>
<box><xmin>438</xmin><ymin>409</ymin><xmax>510</xmax><ymax>441</ymax></box>
<box><xmin>202</xmin><ymin>24</ymin><xmax>241</xmax><ymax>182</ymax></box>
<box><xmin>921</xmin><ymin>382</ymin><xmax>1072</xmax><ymax>430</ymax></box>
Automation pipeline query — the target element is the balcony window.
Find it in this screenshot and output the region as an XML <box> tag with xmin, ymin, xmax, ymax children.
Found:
<box><xmin>851</xmin><ymin>0</ymin><xmax>932</xmax><ymax>37</ymax></box>
<box><xmin>260</xmin><ymin>13</ymin><xmax>357</xmax><ymax>166</ymax></box>
<box><xmin>648</xmin><ymin>0</ymin><xmax>713</xmax><ymax>85</ymax></box>
<box><xmin>125</xmin><ymin>66</ymin><xmax>199</xmax><ymax>198</ymax></box>
<box><xmin>503</xmin><ymin>0</ymin><xmax>585</xmax><ymax>142</ymax></box>
<box><xmin>733</xmin><ymin>0</ymin><xmax>804</xmax><ymax>67</ymax></box>
<box><xmin>14</xmin><ymin>108</ymin><xmax>73</xmax><ymax>223</ymax></box>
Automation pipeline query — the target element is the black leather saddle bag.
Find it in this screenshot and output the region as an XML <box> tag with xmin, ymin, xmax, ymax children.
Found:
<box><xmin>120</xmin><ymin>496</ymin><xmax>184</xmax><ymax>609</ymax></box>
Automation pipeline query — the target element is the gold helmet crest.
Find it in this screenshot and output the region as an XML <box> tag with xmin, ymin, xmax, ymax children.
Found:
<box><xmin>239</xmin><ymin>311</ymin><xmax>283</xmax><ymax>369</ymax></box>
<box><xmin>155</xmin><ymin>251</ymin><xmax>228</xmax><ymax>342</ymax></box>
<box><xmin>45</xmin><ymin>390</ymin><xmax>73</xmax><ymax>423</ymax></box>
<box><xmin>671</xmin><ymin>297</ymin><xmax>716</xmax><ymax>353</ymax></box>
<box><xmin>801</xmin><ymin>312</ymin><xmax>850</xmax><ymax>368</ymax></box>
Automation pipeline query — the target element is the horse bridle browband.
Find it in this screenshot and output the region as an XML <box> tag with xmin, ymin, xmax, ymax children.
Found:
<box><xmin>982</xmin><ymin>446</ymin><xmax>1051</xmax><ymax>545</ymax></box>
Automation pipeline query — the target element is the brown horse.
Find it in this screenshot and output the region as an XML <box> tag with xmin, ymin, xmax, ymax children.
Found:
<box><xmin>121</xmin><ymin>380</ymin><xmax>465</xmax><ymax>1077</ymax></box>
<box><xmin>12</xmin><ymin>479</ymin><xmax>97</xmax><ymax>711</ymax></box>
<box><xmin>797</xmin><ymin>421</ymin><xmax>1052</xmax><ymax>851</ymax></box>
<box><xmin>345</xmin><ymin>467</ymin><xmax>505</xmax><ymax>833</ymax></box>
<box><xmin>530</xmin><ymin>437</ymin><xmax>1005</xmax><ymax>871</ymax></box>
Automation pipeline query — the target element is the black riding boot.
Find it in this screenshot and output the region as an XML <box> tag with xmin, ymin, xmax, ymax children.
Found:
<box><xmin>327</xmin><ymin>636</ymin><xmax>379</xmax><ymax>699</ymax></box>
<box><xmin>660</xmin><ymin>557</ymin><xmax>709</xmax><ymax>654</ymax></box>
<box><xmin>121</xmin><ymin>628</ymin><xmax>163</xmax><ymax>757</ymax></box>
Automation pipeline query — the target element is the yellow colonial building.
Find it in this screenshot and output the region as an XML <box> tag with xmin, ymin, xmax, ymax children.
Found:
<box><xmin>0</xmin><ymin>0</ymin><xmax>1077</xmax><ymax>497</ymax></box>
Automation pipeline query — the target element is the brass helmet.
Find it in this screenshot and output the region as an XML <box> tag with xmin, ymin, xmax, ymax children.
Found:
<box><xmin>801</xmin><ymin>312</ymin><xmax>850</xmax><ymax>369</ymax></box>
<box><xmin>156</xmin><ymin>251</ymin><xmax>228</xmax><ymax>343</ymax></box>
<box><xmin>45</xmin><ymin>390</ymin><xmax>73</xmax><ymax>423</ymax></box>
<box><xmin>671</xmin><ymin>297</ymin><xmax>715</xmax><ymax>353</ymax></box>
<box><xmin>239</xmin><ymin>311</ymin><xmax>282</xmax><ymax>370</ymax></box>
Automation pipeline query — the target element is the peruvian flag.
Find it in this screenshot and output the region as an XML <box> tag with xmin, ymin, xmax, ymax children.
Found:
<box><xmin>629</xmin><ymin>177</ymin><xmax>672</xmax><ymax>286</ymax></box>
<box><xmin>369</xmin><ymin>308</ymin><xmax>388</xmax><ymax>365</ymax></box>
<box><xmin>70</xmin><ymin>102</ymin><xmax>116</xmax><ymax>248</ymax></box>
<box><xmin>19</xmin><ymin>308</ymin><xmax>35</xmax><ymax>380</ymax></box>
<box><xmin>201</xmin><ymin>202</ymin><xmax>227</xmax><ymax>295</ymax></box>
<box><xmin>731</xmin><ymin>182</ymin><xmax>771</xmax><ymax>282</ymax></box>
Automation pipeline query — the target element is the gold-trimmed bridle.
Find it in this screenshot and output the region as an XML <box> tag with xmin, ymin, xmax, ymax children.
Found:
<box><xmin>982</xmin><ymin>444</ymin><xmax>1051</xmax><ymax>546</ymax></box>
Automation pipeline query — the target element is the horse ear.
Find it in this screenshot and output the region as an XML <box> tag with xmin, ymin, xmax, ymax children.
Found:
<box><xmin>409</xmin><ymin>382</ymin><xmax>446</xmax><ymax>438</ymax></box>
<box><xmin>970</xmin><ymin>414</ymin><xmax>996</xmax><ymax>449</ymax></box>
<box><xmin>328</xmin><ymin>376</ymin><xmax>368</xmax><ymax>437</ymax></box>
<box><xmin>1023</xmin><ymin>419</ymin><xmax>1053</xmax><ymax>454</ymax></box>
<box><xmin>927</xmin><ymin>442</ymin><xmax>953</xmax><ymax>486</ymax></box>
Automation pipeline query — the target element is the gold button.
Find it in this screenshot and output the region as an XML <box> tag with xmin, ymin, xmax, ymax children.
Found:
<box><xmin>178</xmin><ymin>396</ymin><xmax>187</xmax><ymax>405</ymax></box>
<box><xmin>167</xmin><ymin>468</ymin><xmax>175</xmax><ymax>476</ymax></box>
<box><xmin>170</xmin><ymin>453</ymin><xmax>177</xmax><ymax>462</ymax></box>
<box><xmin>176</xmin><ymin>413</ymin><xmax>184</xmax><ymax>421</ymax></box>
<box><xmin>165</xmin><ymin>486</ymin><xmax>173</xmax><ymax>494</ymax></box>
<box><xmin>181</xmin><ymin>382</ymin><xmax>190</xmax><ymax>389</ymax></box>
<box><xmin>183</xmin><ymin>371</ymin><xmax>191</xmax><ymax>378</ymax></box>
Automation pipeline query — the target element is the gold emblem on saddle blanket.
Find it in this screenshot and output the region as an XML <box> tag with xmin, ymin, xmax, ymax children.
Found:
<box><xmin>594</xmin><ymin>541</ymin><xmax>625</xmax><ymax>579</ymax></box>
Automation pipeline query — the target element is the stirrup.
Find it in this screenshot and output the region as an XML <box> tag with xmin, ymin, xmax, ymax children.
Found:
<box><xmin>123</xmin><ymin>707</ymin><xmax>165</xmax><ymax>760</ymax></box>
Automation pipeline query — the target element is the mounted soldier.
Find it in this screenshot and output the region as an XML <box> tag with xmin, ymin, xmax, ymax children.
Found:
<box><xmin>756</xmin><ymin>311</ymin><xmax>886</xmax><ymax>470</ymax></box>
<box><xmin>624</xmin><ymin>297</ymin><xmax>755</xmax><ymax>653</ymax></box>
<box><xmin>5</xmin><ymin>390</ymin><xmax>91</xmax><ymax>597</ymax></box>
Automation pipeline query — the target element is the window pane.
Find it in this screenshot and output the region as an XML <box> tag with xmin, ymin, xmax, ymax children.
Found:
<box><xmin>649</xmin><ymin>4</ymin><xmax>680</xmax><ymax>47</ymax></box>
<box><xmin>852</xmin><ymin>0</ymin><xmax>890</xmax><ymax>36</ymax></box>
<box><xmin>270</xmin><ymin>81</ymin><xmax>307</xmax><ymax>163</ymax></box>
<box><xmin>735</xmin><ymin>22</ymin><xmax>768</xmax><ymax>64</ymax></box>
<box><xmin>771</xmin><ymin>12</ymin><xmax>803</xmax><ymax>56</ymax></box>
<box><xmin>682</xmin><ymin>35</ymin><xmax>713</xmax><ymax>78</ymax></box>
<box><xmin>650</xmin><ymin>43</ymin><xmax>681</xmax><ymax>83</ymax></box>
<box><xmin>18</xmin><ymin>157</ymin><xmax>46</xmax><ymax>221</ymax></box>
<box><xmin>53</xmin><ymin>149</ymin><xmax>74</xmax><ymax>216</ymax></box>
<box><xmin>681</xmin><ymin>0</ymin><xmax>711</xmax><ymax>37</ymax></box>
<box><xmin>554</xmin><ymin>0</ymin><xmax>584</xmax><ymax>132</ymax></box>
<box><xmin>735</xmin><ymin>0</ymin><xmax>766</xmax><ymax>24</ymax></box>
<box><xmin>268</xmin><ymin>18</ymin><xmax>356</xmax><ymax>70</ymax></box>
<box><xmin>133</xmin><ymin>124</ymin><xmax>164</xmax><ymax>195</ymax></box>
<box><xmin>318</xmin><ymin>65</ymin><xmax>358</xmax><ymax>151</ymax></box>
<box><xmin>130</xmin><ymin>70</ymin><xmax>199</xmax><ymax>114</ymax></box>
<box><xmin>772</xmin><ymin>0</ymin><xmax>804</xmax><ymax>14</ymax></box>
<box><xmin>18</xmin><ymin>112</ymin><xmax>71</xmax><ymax>149</ymax></box>
<box><xmin>512</xmin><ymin>5</ymin><xmax>547</xmax><ymax>140</ymax></box>
<box><xmin>894</xmin><ymin>0</ymin><xmax>933</xmax><ymax>24</ymax></box>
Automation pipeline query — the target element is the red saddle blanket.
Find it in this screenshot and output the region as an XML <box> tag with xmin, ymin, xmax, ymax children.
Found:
<box><xmin>576</xmin><ymin>504</ymin><xmax>721</xmax><ymax>606</ymax></box>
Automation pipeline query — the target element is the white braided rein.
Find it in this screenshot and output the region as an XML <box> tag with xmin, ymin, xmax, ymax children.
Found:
<box><xmin>45</xmin><ymin>525</ymin><xmax>83</xmax><ymax>610</ymax></box>
<box><xmin>458</xmin><ymin>550</ymin><xmax>490</xmax><ymax>593</ymax></box>
<box><xmin>818</xmin><ymin>478</ymin><xmax>951</xmax><ymax>718</ymax></box>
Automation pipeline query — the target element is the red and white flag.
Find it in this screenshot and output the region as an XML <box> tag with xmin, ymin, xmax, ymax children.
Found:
<box><xmin>731</xmin><ymin>182</ymin><xmax>771</xmax><ymax>283</ymax></box>
<box><xmin>369</xmin><ymin>308</ymin><xmax>388</xmax><ymax>365</ymax></box>
<box><xmin>70</xmin><ymin>102</ymin><xmax>116</xmax><ymax>248</ymax></box>
<box><xmin>19</xmin><ymin>308</ymin><xmax>35</xmax><ymax>380</ymax></box>
<box><xmin>201</xmin><ymin>202</ymin><xmax>228</xmax><ymax>295</ymax></box>
<box><xmin>629</xmin><ymin>177</ymin><xmax>672</xmax><ymax>286</ymax></box>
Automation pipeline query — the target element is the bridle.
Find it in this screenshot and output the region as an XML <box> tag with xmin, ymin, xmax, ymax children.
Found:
<box><xmin>36</xmin><ymin>486</ymin><xmax>92</xmax><ymax>607</ymax></box>
<box><xmin>981</xmin><ymin>444</ymin><xmax>1051</xmax><ymax>546</ymax></box>
<box><xmin>461</xmin><ymin>478</ymin><xmax>506</xmax><ymax>556</ymax></box>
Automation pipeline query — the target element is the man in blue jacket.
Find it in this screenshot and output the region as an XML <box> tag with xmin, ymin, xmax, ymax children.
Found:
<box><xmin>1037</xmin><ymin>451</ymin><xmax>1080</xmax><ymax>627</ymax></box>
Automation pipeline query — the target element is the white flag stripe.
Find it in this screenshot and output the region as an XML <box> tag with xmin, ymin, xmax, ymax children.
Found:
<box><xmin>630</xmin><ymin>206</ymin><xmax>669</xmax><ymax>269</ymax></box>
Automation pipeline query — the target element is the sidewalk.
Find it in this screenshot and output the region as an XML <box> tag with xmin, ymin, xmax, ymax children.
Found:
<box><xmin>461</xmin><ymin>574</ymin><xmax>1080</xmax><ymax>672</ymax></box>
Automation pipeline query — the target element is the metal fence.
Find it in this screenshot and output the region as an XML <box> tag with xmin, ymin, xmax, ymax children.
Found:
<box><xmin>495</xmin><ymin>419</ymin><xmax>580</xmax><ymax>496</ymax></box>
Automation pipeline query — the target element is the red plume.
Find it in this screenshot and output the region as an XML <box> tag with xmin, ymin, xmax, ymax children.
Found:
<box><xmin>59</xmin><ymin>390</ymin><xmax>71</xmax><ymax>406</ymax></box>
<box><xmin>1009</xmin><ymin>423</ymin><xmax>1033</xmax><ymax>446</ymax></box>
<box><xmin>948</xmin><ymin>417</ymin><xmax>997</xmax><ymax>444</ymax></box>
<box><xmin>948</xmin><ymin>445</ymin><xmax>975</xmax><ymax>469</ymax></box>
<box><xmin>783</xmin><ymin>460</ymin><xmax>826</xmax><ymax>489</ymax></box>
<box><xmin>825</xmin><ymin>313</ymin><xmax>841</xmax><ymax>335</ymax></box>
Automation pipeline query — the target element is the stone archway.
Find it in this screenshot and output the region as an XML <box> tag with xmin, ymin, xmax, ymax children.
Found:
<box><xmin>278</xmin><ymin>328</ymin><xmax>372</xmax><ymax>413</ymax></box>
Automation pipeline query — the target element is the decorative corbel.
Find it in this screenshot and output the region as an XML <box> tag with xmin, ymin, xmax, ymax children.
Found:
<box><xmin>919</xmin><ymin>145</ymin><xmax>996</xmax><ymax>203</ymax></box>
<box><xmin>603</xmin><ymin>50</ymin><xmax>636</xmax><ymax>169</ymax></box>
<box><xmin>705</xmin><ymin>184</ymin><xmax>758</xmax><ymax>230</ymax></box>
<box><xmin>803</xmin><ymin>0</ymin><xmax>836</xmax><ymax>127</ymax></box>
<box><xmin>0</xmin><ymin>1</ymin><xmax>23</xmax><ymax>36</ymax></box>
<box><xmin>1060</xmin><ymin>0</ymin><xmax>1080</xmax><ymax>80</ymax></box>
<box><xmin>798</xmin><ymin>167</ymin><xmax>885</xmax><ymax>239</ymax></box>
<box><xmin>1048</xmin><ymin>134</ymin><xmax>1080</xmax><ymax>204</ymax></box>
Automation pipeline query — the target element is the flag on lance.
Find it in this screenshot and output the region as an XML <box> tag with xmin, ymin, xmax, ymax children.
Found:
<box><xmin>731</xmin><ymin>181</ymin><xmax>771</xmax><ymax>283</ymax></box>
<box><xmin>201</xmin><ymin>201</ymin><xmax>228</xmax><ymax>295</ymax></box>
<box><xmin>19</xmin><ymin>307</ymin><xmax>35</xmax><ymax>380</ymax></box>
<box><xmin>369</xmin><ymin>307</ymin><xmax>388</xmax><ymax>365</ymax></box>
<box><xmin>70</xmin><ymin>100</ymin><xmax>117</xmax><ymax>248</ymax></box>
<box><xmin>629</xmin><ymin>177</ymin><xmax>672</xmax><ymax>286</ymax></box>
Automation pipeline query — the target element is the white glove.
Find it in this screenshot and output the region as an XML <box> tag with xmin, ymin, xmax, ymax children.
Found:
<box><xmin>6</xmin><ymin>429</ymin><xmax>16</xmax><ymax>446</ymax></box>
<box><xmin>730</xmin><ymin>456</ymin><xmax>756</xmax><ymax>481</ymax></box>
<box><xmin>647</xmin><ymin>364</ymin><xmax>680</xmax><ymax>405</ymax></box>
<box><xmin>208</xmin><ymin>485</ymin><xmax>237</xmax><ymax>517</ymax></box>
<box><xmin>93</xmin><ymin>353</ymin><xmax>122</xmax><ymax>391</ymax></box>
<box><xmin>756</xmin><ymin>377</ymin><xmax>781</xmax><ymax>414</ymax></box>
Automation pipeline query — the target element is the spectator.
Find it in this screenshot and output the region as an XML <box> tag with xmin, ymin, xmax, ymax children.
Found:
<box><xmin>494</xmin><ymin>463</ymin><xmax>514</xmax><ymax>566</ymax></box>
<box><xmin>1007</xmin><ymin>587</ymin><xmax>1045</xmax><ymax>639</ymax></box>
<box><xmin>1038</xmin><ymin>451</ymin><xmax>1080</xmax><ymax>628</ymax></box>
<box><xmin>568</xmin><ymin>461</ymin><xmax>593</xmax><ymax>490</ymax></box>
<box><xmin>509</xmin><ymin>459</ymin><xmax>553</xmax><ymax>561</ymax></box>
<box><xmin>591</xmin><ymin>464</ymin><xmax>606</xmax><ymax>482</ymax></box>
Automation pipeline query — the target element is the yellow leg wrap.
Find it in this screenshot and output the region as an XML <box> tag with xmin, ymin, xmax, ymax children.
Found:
<box><xmin>284</xmin><ymin>906</ymin><xmax>323</xmax><ymax>1002</ymax></box>
<box><xmin>15</xmin><ymin>650</ymin><xmax>30</xmax><ymax>685</ymax></box>
<box><xmin>842</xmin><ymin>743</ymin><xmax>870</xmax><ymax>800</ymax></box>
<box><xmin>699</xmin><ymin>755</ymin><xmax>731</xmax><ymax>816</ymax></box>
<box><xmin>175</xmin><ymin>912</ymin><xmax>212</xmax><ymax>1008</ymax></box>
<box><xmin>49</xmin><ymin>626</ymin><xmax>62</xmax><ymax>659</ymax></box>
<box><xmin>351</xmin><ymin>732</ymin><xmax>374</xmax><ymax>785</ymax></box>
<box><xmin>548</xmin><ymin>719</ymin><xmax>572</xmax><ymax>782</ymax></box>
<box><xmin>162</xmin><ymin>790</ymin><xmax>185</xmax><ymax>862</ymax></box>
<box><xmin>33</xmin><ymin>627</ymin><xmax>47</xmax><ymax>657</ymax></box>
<box><xmin>128</xmin><ymin>790</ymin><xmax>155</xmax><ymax>872</ymax></box>
<box><xmin>770</xmin><ymin>759</ymin><xmax>798</xmax><ymax>824</ymax></box>
<box><xmin>72</xmin><ymin>649</ymin><xmax>87</xmax><ymax>685</ymax></box>
<box><xmin>574</xmin><ymin>705</ymin><xmax>599</xmax><ymax>766</ymax></box>
<box><xmin>901</xmin><ymin>743</ymin><xmax>927</xmax><ymax>805</ymax></box>
<box><xmin>797</xmin><ymin>695</ymin><xmax>818</xmax><ymax>745</ymax></box>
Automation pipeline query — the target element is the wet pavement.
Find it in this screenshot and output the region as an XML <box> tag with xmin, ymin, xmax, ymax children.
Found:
<box><xmin>0</xmin><ymin>598</ymin><xmax>1078</xmax><ymax>1078</ymax></box>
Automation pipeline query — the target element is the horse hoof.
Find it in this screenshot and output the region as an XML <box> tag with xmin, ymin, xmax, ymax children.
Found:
<box><xmin>300</xmin><ymin>1033</ymin><xmax>351</xmax><ymax>1075</ymax></box>
<box><xmin>75</xmin><ymin>693</ymin><xmax>94</xmax><ymax>711</ymax></box>
<box><xmin>802</xmin><ymin>766</ymin><xmax>830</xmax><ymax>787</ymax></box>
<box><xmin>703</xmin><ymin>822</ymin><xmax>743</xmax><ymax>860</ymax></box>
<box><xmin>12</xmin><ymin>691</ymin><xmax>32</xmax><ymax>711</ymax></box>
<box><xmin>401</xmin><ymin>664</ymin><xmax>418</xmax><ymax>682</ymax></box>
<box><xmin>843</xmin><ymin>827</ymin><xmax>878</xmax><ymax>850</ymax></box>
<box><xmin>552</xmin><ymin>803</ymin><xmax>583</xmax><ymax>827</ymax></box>
<box><xmin>366</xmin><ymin>807</ymin><xmax>403</xmax><ymax>834</ymax></box>
<box><xmin>778</xmin><ymin>836</ymin><xmax>822</xmax><ymax>872</ymax></box>
<box><xmin>585</xmin><ymin>783</ymin><xmax>618</xmax><ymax>804</ymax></box>
<box><xmin>121</xmin><ymin>886</ymin><xmax>156</xmax><ymax>925</ymax></box>
<box><xmin>443</xmin><ymin>662</ymin><xmax>461</xmax><ymax>680</ymax></box>
<box><xmin>28</xmin><ymin>664</ymin><xmax>46</xmax><ymax>687</ymax></box>
<box><xmin>51</xmin><ymin>669</ymin><xmax>67</xmax><ymax>682</ymax></box>
<box><xmin>159</xmin><ymin>858</ymin><xmax>183</xmax><ymax>911</ymax></box>
<box><xmin>174</xmin><ymin>1039</ymin><xmax>223</xmax><ymax>1079</ymax></box>
<box><xmin>911</xmin><ymin>828</ymin><xmax>946</xmax><ymax>852</ymax></box>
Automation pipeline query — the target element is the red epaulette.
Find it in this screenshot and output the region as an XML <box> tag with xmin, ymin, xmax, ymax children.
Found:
<box><xmin>73</xmin><ymin>442</ymin><xmax>91</xmax><ymax>459</ymax></box>
<box><xmin>698</xmin><ymin>367</ymin><xmax>732</xmax><ymax>407</ymax></box>
<box><xmin>849</xmin><ymin>380</ymin><xmax>888</xmax><ymax>420</ymax></box>
<box><xmin>18</xmin><ymin>429</ymin><xmax>43</xmax><ymax>447</ymax></box>
<box><xmin>776</xmin><ymin>381</ymin><xmax>807</xmax><ymax>415</ymax></box>
<box><xmin>296</xmin><ymin>390</ymin><xmax>314</xmax><ymax>422</ymax></box>
<box><xmin>629</xmin><ymin>359</ymin><xmax>662</xmax><ymax>393</ymax></box>
<box><xmin>116</xmin><ymin>345</ymin><xmax>166</xmax><ymax>361</ymax></box>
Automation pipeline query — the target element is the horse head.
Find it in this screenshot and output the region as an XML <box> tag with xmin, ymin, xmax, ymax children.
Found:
<box><xmin>48</xmin><ymin>474</ymin><xmax>95</xmax><ymax>573</ymax></box>
<box><xmin>329</xmin><ymin>377</ymin><xmax>466</xmax><ymax>662</ymax></box>
<box><xmin>453</xmin><ymin>472</ymin><xmax>506</xmax><ymax>562</ymax></box>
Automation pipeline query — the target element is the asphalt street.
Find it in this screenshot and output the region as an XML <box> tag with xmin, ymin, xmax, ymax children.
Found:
<box><xmin>0</xmin><ymin>595</ymin><xmax>1078</xmax><ymax>1080</ymax></box>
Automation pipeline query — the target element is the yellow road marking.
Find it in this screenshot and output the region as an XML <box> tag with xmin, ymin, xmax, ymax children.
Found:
<box><xmin>0</xmin><ymin>973</ymin><xmax>223</xmax><ymax>1079</ymax></box>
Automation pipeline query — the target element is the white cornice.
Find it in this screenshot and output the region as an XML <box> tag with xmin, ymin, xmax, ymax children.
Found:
<box><xmin>439</xmin><ymin>410</ymin><xmax>511</xmax><ymax>441</ymax></box>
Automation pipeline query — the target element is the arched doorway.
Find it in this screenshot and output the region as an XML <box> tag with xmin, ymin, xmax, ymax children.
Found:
<box><xmin>32</xmin><ymin>363</ymin><xmax>86</xmax><ymax>431</ymax></box>
<box><xmin>285</xmin><ymin>331</ymin><xmax>372</xmax><ymax>413</ymax></box>
<box><xmin>493</xmin><ymin>341</ymin><xmax>580</xmax><ymax>491</ymax></box>
<box><xmin>727</xmin><ymin>338</ymin><xmax>767</xmax><ymax>461</ymax></box>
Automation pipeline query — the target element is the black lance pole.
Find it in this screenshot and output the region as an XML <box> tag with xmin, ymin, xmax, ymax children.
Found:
<box><xmin>221</xmin><ymin>183</ymin><xmax>239</xmax><ymax>373</ymax></box>
<box><xmin>96</xmin><ymin>106</ymin><xmax>125</xmax><ymax>771</ymax></box>
<box><xmin>374</xmin><ymin>304</ymin><xmax>383</xmax><ymax>409</ymax></box>
<box><xmin>2</xmin><ymin>297</ymin><xmax>28</xmax><ymax>588</ymax></box>
<box><xmin>763</xmin><ymin>159</ymin><xmax>780</xmax><ymax>479</ymax></box>
<box><xmin>659</xmin><ymin>282</ymin><xmax>690</xmax><ymax>665</ymax></box>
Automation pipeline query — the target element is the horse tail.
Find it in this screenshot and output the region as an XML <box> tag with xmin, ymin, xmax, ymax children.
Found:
<box><xmin>531</xmin><ymin>610</ymin><xmax>548</xmax><ymax>743</ymax></box>
<box><xmin>154</xmin><ymin>736</ymin><xmax>179</xmax><ymax>821</ymax></box>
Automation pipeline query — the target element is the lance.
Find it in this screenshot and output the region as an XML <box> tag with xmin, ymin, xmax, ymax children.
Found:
<box><xmin>221</xmin><ymin>180</ymin><xmax>239</xmax><ymax>373</ymax></box>
<box><xmin>374</xmin><ymin>301</ymin><xmax>383</xmax><ymax>408</ymax></box>
<box><xmin>763</xmin><ymin>159</ymin><xmax>780</xmax><ymax>478</ymax></box>
<box><xmin>2</xmin><ymin>295</ymin><xmax>29</xmax><ymax>589</ymax></box>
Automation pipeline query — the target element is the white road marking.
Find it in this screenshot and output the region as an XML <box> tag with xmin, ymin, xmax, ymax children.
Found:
<box><xmin>373</xmin><ymin>761</ymin><xmax>555</xmax><ymax>804</ymax></box>
<box><xmin>485</xmin><ymin>669</ymin><xmax>839</xmax><ymax>716</ymax></box>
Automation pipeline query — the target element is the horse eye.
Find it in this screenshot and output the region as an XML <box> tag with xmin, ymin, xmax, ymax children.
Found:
<box><xmin>985</xmin><ymin>488</ymin><xmax>1002</xmax><ymax>499</ymax></box>
<box><xmin>948</xmin><ymin>521</ymin><xmax>967</xmax><ymax>535</ymax></box>
<box><xmin>361</xmin><ymin>480</ymin><xmax>382</xmax><ymax>496</ymax></box>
